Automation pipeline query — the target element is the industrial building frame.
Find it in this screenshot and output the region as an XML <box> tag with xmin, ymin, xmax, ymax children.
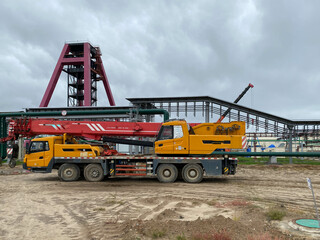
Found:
<box><xmin>127</xmin><ymin>96</ymin><xmax>320</xmax><ymax>155</ymax></box>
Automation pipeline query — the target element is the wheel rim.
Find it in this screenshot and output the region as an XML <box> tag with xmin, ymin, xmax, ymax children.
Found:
<box><xmin>163</xmin><ymin>169</ymin><xmax>171</xmax><ymax>178</ymax></box>
<box><xmin>91</xmin><ymin>169</ymin><xmax>100</xmax><ymax>178</ymax></box>
<box><xmin>65</xmin><ymin>169</ymin><xmax>74</xmax><ymax>177</ymax></box>
<box><xmin>188</xmin><ymin>169</ymin><xmax>197</xmax><ymax>178</ymax></box>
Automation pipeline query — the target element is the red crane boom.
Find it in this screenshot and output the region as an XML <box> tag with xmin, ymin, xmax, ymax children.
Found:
<box><xmin>1</xmin><ymin>118</ymin><xmax>163</xmax><ymax>142</ymax></box>
<box><xmin>1</xmin><ymin>85</ymin><xmax>253</xmax><ymax>143</ymax></box>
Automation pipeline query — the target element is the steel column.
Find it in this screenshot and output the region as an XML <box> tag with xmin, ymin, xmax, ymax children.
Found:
<box><xmin>288</xmin><ymin>126</ymin><xmax>293</xmax><ymax>164</ymax></box>
<box><xmin>83</xmin><ymin>43</ymin><xmax>91</xmax><ymax>106</ymax></box>
<box><xmin>0</xmin><ymin>117</ymin><xmax>7</xmax><ymax>159</ymax></box>
<box><xmin>40</xmin><ymin>44</ymin><xmax>69</xmax><ymax>107</ymax></box>
<box><xmin>205</xmin><ymin>102</ymin><xmax>210</xmax><ymax>123</ymax></box>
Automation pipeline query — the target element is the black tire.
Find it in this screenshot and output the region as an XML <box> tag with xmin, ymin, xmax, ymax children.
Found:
<box><xmin>182</xmin><ymin>163</ymin><xmax>203</xmax><ymax>183</ymax></box>
<box><xmin>156</xmin><ymin>164</ymin><xmax>178</xmax><ymax>183</ymax></box>
<box><xmin>58</xmin><ymin>166</ymin><xmax>61</xmax><ymax>178</ymax></box>
<box><xmin>84</xmin><ymin>164</ymin><xmax>104</xmax><ymax>182</ymax></box>
<box><xmin>58</xmin><ymin>164</ymin><xmax>80</xmax><ymax>182</ymax></box>
<box><xmin>8</xmin><ymin>159</ymin><xmax>16</xmax><ymax>168</ymax></box>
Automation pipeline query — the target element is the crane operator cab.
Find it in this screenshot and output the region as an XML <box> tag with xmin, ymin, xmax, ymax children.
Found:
<box><xmin>154</xmin><ymin>120</ymin><xmax>245</xmax><ymax>156</ymax></box>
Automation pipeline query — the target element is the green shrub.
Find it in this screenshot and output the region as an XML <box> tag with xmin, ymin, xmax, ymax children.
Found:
<box><xmin>266</xmin><ymin>208</ymin><xmax>286</xmax><ymax>220</ymax></box>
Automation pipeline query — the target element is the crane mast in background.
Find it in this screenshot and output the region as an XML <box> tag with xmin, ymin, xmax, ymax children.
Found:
<box><xmin>216</xmin><ymin>83</ymin><xmax>254</xmax><ymax>123</ymax></box>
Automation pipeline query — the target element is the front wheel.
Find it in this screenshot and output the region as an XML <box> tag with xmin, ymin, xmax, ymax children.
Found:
<box><xmin>84</xmin><ymin>164</ymin><xmax>104</xmax><ymax>182</ymax></box>
<box><xmin>182</xmin><ymin>163</ymin><xmax>203</xmax><ymax>183</ymax></box>
<box><xmin>58</xmin><ymin>164</ymin><xmax>80</xmax><ymax>182</ymax></box>
<box><xmin>8</xmin><ymin>159</ymin><xmax>16</xmax><ymax>168</ymax></box>
<box><xmin>156</xmin><ymin>164</ymin><xmax>178</xmax><ymax>183</ymax></box>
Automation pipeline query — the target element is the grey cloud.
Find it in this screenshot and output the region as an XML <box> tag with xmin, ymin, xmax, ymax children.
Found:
<box><xmin>0</xmin><ymin>0</ymin><xmax>319</xmax><ymax>120</ymax></box>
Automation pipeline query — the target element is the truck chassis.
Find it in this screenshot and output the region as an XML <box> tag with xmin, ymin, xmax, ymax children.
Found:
<box><xmin>23</xmin><ymin>156</ymin><xmax>237</xmax><ymax>183</ymax></box>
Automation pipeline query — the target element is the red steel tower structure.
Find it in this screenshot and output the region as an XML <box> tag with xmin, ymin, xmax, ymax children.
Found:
<box><xmin>40</xmin><ymin>42</ymin><xmax>115</xmax><ymax>107</ymax></box>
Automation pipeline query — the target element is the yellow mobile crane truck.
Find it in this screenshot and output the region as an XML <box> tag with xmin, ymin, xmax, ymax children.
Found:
<box><xmin>20</xmin><ymin>119</ymin><xmax>245</xmax><ymax>183</ymax></box>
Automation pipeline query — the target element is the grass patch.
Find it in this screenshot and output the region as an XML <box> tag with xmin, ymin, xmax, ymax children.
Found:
<box><xmin>206</xmin><ymin>199</ymin><xmax>217</xmax><ymax>206</ymax></box>
<box><xmin>1</xmin><ymin>160</ymin><xmax>24</xmax><ymax>166</ymax></box>
<box><xmin>232</xmin><ymin>210</ymin><xmax>241</xmax><ymax>221</ymax></box>
<box><xmin>176</xmin><ymin>234</ymin><xmax>187</xmax><ymax>240</ymax></box>
<box><xmin>104</xmin><ymin>199</ymin><xmax>125</xmax><ymax>205</ymax></box>
<box><xmin>192</xmin><ymin>201</ymin><xmax>201</xmax><ymax>206</ymax></box>
<box><xmin>152</xmin><ymin>230</ymin><xmax>166</xmax><ymax>239</ymax></box>
<box><xmin>266</xmin><ymin>208</ymin><xmax>286</xmax><ymax>221</ymax></box>
<box><xmin>104</xmin><ymin>194</ymin><xmax>126</xmax><ymax>206</ymax></box>
<box><xmin>93</xmin><ymin>207</ymin><xmax>105</xmax><ymax>211</ymax></box>
<box><xmin>238</xmin><ymin>157</ymin><xmax>320</xmax><ymax>165</ymax></box>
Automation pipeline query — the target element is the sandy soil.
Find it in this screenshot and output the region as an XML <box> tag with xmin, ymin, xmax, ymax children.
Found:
<box><xmin>1</xmin><ymin>164</ymin><xmax>320</xmax><ymax>240</ymax></box>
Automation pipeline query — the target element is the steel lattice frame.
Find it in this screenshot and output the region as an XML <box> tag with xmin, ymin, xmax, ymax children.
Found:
<box><xmin>40</xmin><ymin>42</ymin><xmax>115</xmax><ymax>107</ymax></box>
<box><xmin>127</xmin><ymin>96</ymin><xmax>320</xmax><ymax>139</ymax></box>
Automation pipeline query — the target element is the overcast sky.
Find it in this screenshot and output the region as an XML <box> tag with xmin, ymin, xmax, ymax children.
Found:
<box><xmin>0</xmin><ymin>0</ymin><xmax>320</xmax><ymax>120</ymax></box>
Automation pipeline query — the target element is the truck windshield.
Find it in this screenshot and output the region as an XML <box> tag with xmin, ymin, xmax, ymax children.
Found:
<box><xmin>157</xmin><ymin>126</ymin><xmax>173</xmax><ymax>141</ymax></box>
<box><xmin>29</xmin><ymin>141</ymin><xmax>49</xmax><ymax>153</ymax></box>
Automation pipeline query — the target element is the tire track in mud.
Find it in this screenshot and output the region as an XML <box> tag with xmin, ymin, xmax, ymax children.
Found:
<box><xmin>2</xmin><ymin>165</ymin><xmax>320</xmax><ymax>239</ymax></box>
<box><xmin>48</xmin><ymin>194</ymin><xmax>128</xmax><ymax>240</ymax></box>
<box><xmin>138</xmin><ymin>199</ymin><xmax>172</xmax><ymax>220</ymax></box>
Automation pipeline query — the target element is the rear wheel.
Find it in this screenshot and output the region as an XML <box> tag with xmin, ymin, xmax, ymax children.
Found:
<box><xmin>182</xmin><ymin>163</ymin><xmax>203</xmax><ymax>183</ymax></box>
<box><xmin>58</xmin><ymin>164</ymin><xmax>80</xmax><ymax>182</ymax></box>
<box><xmin>84</xmin><ymin>164</ymin><xmax>104</xmax><ymax>182</ymax></box>
<box><xmin>156</xmin><ymin>164</ymin><xmax>178</xmax><ymax>183</ymax></box>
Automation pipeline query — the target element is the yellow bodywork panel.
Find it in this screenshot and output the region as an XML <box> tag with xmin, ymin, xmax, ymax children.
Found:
<box><xmin>24</xmin><ymin>135</ymin><xmax>100</xmax><ymax>168</ymax></box>
<box><xmin>155</xmin><ymin>120</ymin><xmax>245</xmax><ymax>155</ymax></box>
<box><xmin>192</xmin><ymin>121</ymin><xmax>245</xmax><ymax>136</ymax></box>
<box><xmin>189</xmin><ymin>135</ymin><xmax>243</xmax><ymax>154</ymax></box>
<box><xmin>54</xmin><ymin>144</ymin><xmax>100</xmax><ymax>158</ymax></box>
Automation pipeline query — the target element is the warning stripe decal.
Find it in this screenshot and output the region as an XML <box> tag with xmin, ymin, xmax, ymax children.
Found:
<box><xmin>7</xmin><ymin>148</ymin><xmax>13</xmax><ymax>155</ymax></box>
<box><xmin>242</xmin><ymin>136</ymin><xmax>248</xmax><ymax>149</ymax></box>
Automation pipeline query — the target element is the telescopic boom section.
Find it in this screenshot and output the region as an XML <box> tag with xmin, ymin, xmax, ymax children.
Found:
<box><xmin>216</xmin><ymin>83</ymin><xmax>254</xmax><ymax>123</ymax></box>
<box><xmin>1</xmin><ymin>119</ymin><xmax>162</xmax><ymax>142</ymax></box>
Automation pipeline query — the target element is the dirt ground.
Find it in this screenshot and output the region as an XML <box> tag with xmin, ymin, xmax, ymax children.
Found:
<box><xmin>1</xmin><ymin>164</ymin><xmax>320</xmax><ymax>240</ymax></box>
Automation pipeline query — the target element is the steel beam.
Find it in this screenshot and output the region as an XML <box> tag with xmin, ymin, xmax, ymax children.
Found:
<box><xmin>210</xmin><ymin>151</ymin><xmax>320</xmax><ymax>157</ymax></box>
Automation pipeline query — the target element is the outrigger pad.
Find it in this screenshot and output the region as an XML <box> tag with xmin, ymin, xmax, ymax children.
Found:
<box><xmin>296</xmin><ymin>219</ymin><xmax>320</xmax><ymax>228</ymax></box>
